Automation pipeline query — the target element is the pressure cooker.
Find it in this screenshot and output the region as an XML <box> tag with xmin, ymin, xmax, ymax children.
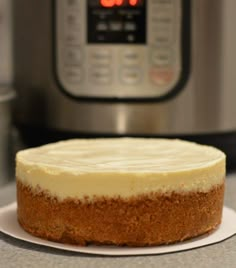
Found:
<box><xmin>13</xmin><ymin>0</ymin><xmax>236</xmax><ymax>168</ymax></box>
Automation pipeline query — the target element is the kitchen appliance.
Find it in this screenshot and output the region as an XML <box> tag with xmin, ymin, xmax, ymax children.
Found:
<box><xmin>0</xmin><ymin>0</ymin><xmax>12</xmax><ymax>84</ymax></box>
<box><xmin>0</xmin><ymin>0</ymin><xmax>15</xmax><ymax>185</ymax></box>
<box><xmin>0</xmin><ymin>87</ymin><xmax>15</xmax><ymax>186</ymax></box>
<box><xmin>13</xmin><ymin>0</ymin><xmax>236</xmax><ymax>167</ymax></box>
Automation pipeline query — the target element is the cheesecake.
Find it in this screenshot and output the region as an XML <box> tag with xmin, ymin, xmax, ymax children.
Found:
<box><xmin>16</xmin><ymin>138</ymin><xmax>225</xmax><ymax>246</ymax></box>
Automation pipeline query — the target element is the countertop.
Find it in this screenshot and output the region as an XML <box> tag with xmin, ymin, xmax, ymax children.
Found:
<box><xmin>0</xmin><ymin>175</ymin><xmax>236</xmax><ymax>268</ymax></box>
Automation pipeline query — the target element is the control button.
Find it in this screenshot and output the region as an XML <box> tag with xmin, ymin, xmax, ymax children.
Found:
<box><xmin>151</xmin><ymin>11</ymin><xmax>174</xmax><ymax>27</ymax></box>
<box><xmin>154</xmin><ymin>16</ymin><xmax>173</xmax><ymax>24</ymax></box>
<box><xmin>151</xmin><ymin>0</ymin><xmax>174</xmax><ymax>7</ymax></box>
<box><xmin>110</xmin><ymin>22</ymin><xmax>123</xmax><ymax>31</ymax></box>
<box><xmin>151</xmin><ymin>30</ymin><xmax>174</xmax><ymax>45</ymax></box>
<box><xmin>65</xmin><ymin>12</ymin><xmax>80</xmax><ymax>29</ymax></box>
<box><xmin>120</xmin><ymin>68</ymin><xmax>141</xmax><ymax>85</ymax></box>
<box><xmin>96</xmin><ymin>22</ymin><xmax>108</xmax><ymax>31</ymax></box>
<box><xmin>121</xmin><ymin>50</ymin><xmax>140</xmax><ymax>66</ymax></box>
<box><xmin>151</xmin><ymin>6</ymin><xmax>174</xmax><ymax>18</ymax></box>
<box><xmin>90</xmin><ymin>50</ymin><xmax>111</xmax><ymax>65</ymax></box>
<box><xmin>64</xmin><ymin>32</ymin><xmax>81</xmax><ymax>45</ymax></box>
<box><xmin>64</xmin><ymin>46</ymin><xmax>82</xmax><ymax>66</ymax></box>
<box><xmin>150</xmin><ymin>68</ymin><xmax>174</xmax><ymax>86</ymax></box>
<box><xmin>150</xmin><ymin>6</ymin><xmax>176</xmax><ymax>45</ymax></box>
<box><xmin>64</xmin><ymin>68</ymin><xmax>82</xmax><ymax>84</ymax></box>
<box><xmin>152</xmin><ymin>5</ymin><xmax>174</xmax><ymax>14</ymax></box>
<box><xmin>151</xmin><ymin>6</ymin><xmax>175</xmax><ymax>23</ymax></box>
<box><xmin>66</xmin><ymin>0</ymin><xmax>80</xmax><ymax>9</ymax></box>
<box><xmin>151</xmin><ymin>49</ymin><xmax>172</xmax><ymax>66</ymax></box>
<box><xmin>152</xmin><ymin>16</ymin><xmax>174</xmax><ymax>32</ymax></box>
<box><xmin>124</xmin><ymin>22</ymin><xmax>136</xmax><ymax>31</ymax></box>
<box><xmin>90</xmin><ymin>67</ymin><xmax>111</xmax><ymax>84</ymax></box>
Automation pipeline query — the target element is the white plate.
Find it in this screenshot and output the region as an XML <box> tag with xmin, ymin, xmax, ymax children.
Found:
<box><xmin>0</xmin><ymin>202</ymin><xmax>236</xmax><ymax>256</ymax></box>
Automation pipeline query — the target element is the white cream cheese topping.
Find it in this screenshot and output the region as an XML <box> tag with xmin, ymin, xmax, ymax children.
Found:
<box><xmin>16</xmin><ymin>138</ymin><xmax>226</xmax><ymax>199</ymax></box>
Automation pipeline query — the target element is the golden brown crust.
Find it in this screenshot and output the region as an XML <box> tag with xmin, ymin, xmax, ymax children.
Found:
<box><xmin>17</xmin><ymin>180</ymin><xmax>225</xmax><ymax>247</ymax></box>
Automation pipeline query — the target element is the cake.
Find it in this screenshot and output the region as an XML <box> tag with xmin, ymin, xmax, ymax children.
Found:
<box><xmin>16</xmin><ymin>138</ymin><xmax>225</xmax><ymax>246</ymax></box>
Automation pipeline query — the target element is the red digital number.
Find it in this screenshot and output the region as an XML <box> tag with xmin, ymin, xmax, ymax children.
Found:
<box><xmin>116</xmin><ymin>0</ymin><xmax>124</xmax><ymax>6</ymax></box>
<box><xmin>129</xmin><ymin>0</ymin><xmax>139</xmax><ymax>6</ymax></box>
<box><xmin>100</xmin><ymin>0</ymin><xmax>140</xmax><ymax>7</ymax></box>
<box><xmin>100</xmin><ymin>0</ymin><xmax>124</xmax><ymax>7</ymax></box>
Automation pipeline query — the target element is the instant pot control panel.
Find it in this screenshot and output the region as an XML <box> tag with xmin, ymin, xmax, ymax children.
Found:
<box><xmin>55</xmin><ymin>0</ymin><xmax>190</xmax><ymax>100</ymax></box>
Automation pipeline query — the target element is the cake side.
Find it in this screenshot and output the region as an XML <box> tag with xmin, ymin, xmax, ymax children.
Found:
<box><xmin>17</xmin><ymin>180</ymin><xmax>225</xmax><ymax>246</ymax></box>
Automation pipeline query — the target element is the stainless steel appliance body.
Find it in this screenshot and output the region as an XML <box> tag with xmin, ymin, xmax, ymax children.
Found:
<box><xmin>0</xmin><ymin>87</ymin><xmax>15</xmax><ymax>186</ymax></box>
<box><xmin>13</xmin><ymin>0</ymin><xmax>236</xmax><ymax>136</ymax></box>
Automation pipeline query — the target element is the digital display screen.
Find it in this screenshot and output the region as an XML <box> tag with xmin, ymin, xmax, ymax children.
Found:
<box><xmin>87</xmin><ymin>0</ymin><xmax>146</xmax><ymax>44</ymax></box>
<box><xmin>100</xmin><ymin>0</ymin><xmax>143</xmax><ymax>8</ymax></box>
